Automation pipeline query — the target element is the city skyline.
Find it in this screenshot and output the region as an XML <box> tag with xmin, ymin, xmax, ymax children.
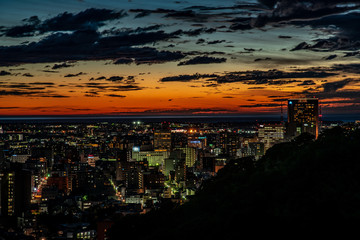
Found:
<box><xmin>1</xmin><ymin>0</ymin><xmax>360</xmax><ymax>118</ymax></box>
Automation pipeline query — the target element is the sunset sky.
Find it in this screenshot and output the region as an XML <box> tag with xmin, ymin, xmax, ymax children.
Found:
<box><xmin>0</xmin><ymin>0</ymin><xmax>360</xmax><ymax>117</ymax></box>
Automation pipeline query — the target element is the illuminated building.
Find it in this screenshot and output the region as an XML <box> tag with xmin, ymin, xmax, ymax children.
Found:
<box><xmin>10</xmin><ymin>154</ymin><xmax>30</xmax><ymax>163</ymax></box>
<box><xmin>188</xmin><ymin>134</ymin><xmax>207</xmax><ymax>149</ymax></box>
<box><xmin>131</xmin><ymin>149</ymin><xmax>170</xmax><ymax>167</ymax></box>
<box><xmin>171</xmin><ymin>131</ymin><xmax>188</xmax><ymax>148</ymax></box>
<box><xmin>87</xmin><ymin>155</ymin><xmax>99</xmax><ymax>167</ymax></box>
<box><xmin>0</xmin><ymin>170</ymin><xmax>31</xmax><ymax>216</ymax></box>
<box><xmin>115</xmin><ymin>150</ymin><xmax>132</xmax><ymax>181</ymax></box>
<box><xmin>164</xmin><ymin>150</ymin><xmax>185</xmax><ymax>176</ymax></box>
<box><xmin>174</xmin><ymin>160</ymin><xmax>186</xmax><ymax>183</ymax></box>
<box><xmin>175</xmin><ymin>147</ymin><xmax>197</xmax><ymax>167</ymax></box>
<box><xmin>247</xmin><ymin>142</ymin><xmax>265</xmax><ymax>158</ymax></box>
<box><xmin>154</xmin><ymin>130</ymin><xmax>171</xmax><ymax>151</ymax></box>
<box><xmin>125</xmin><ymin>161</ymin><xmax>148</xmax><ymax>194</ymax></box>
<box><xmin>287</xmin><ymin>98</ymin><xmax>319</xmax><ymax>138</ymax></box>
<box><xmin>47</xmin><ymin>175</ymin><xmax>69</xmax><ymax>195</ymax></box>
<box><xmin>220</xmin><ymin>132</ymin><xmax>241</xmax><ymax>158</ymax></box>
<box><xmin>258</xmin><ymin>123</ymin><xmax>285</xmax><ymax>151</ymax></box>
<box><xmin>143</xmin><ymin>171</ymin><xmax>165</xmax><ymax>190</ymax></box>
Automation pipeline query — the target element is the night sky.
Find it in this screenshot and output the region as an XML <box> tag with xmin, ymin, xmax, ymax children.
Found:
<box><xmin>0</xmin><ymin>0</ymin><xmax>359</xmax><ymax>117</ymax></box>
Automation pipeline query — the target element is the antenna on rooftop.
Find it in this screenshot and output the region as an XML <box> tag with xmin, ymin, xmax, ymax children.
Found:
<box><xmin>280</xmin><ymin>101</ymin><xmax>284</xmax><ymax>123</ymax></box>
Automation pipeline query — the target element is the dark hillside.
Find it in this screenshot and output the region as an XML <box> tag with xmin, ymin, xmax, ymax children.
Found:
<box><xmin>109</xmin><ymin>127</ymin><xmax>360</xmax><ymax>239</ymax></box>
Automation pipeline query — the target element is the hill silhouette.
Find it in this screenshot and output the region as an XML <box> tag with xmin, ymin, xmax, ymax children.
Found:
<box><xmin>109</xmin><ymin>127</ymin><xmax>360</xmax><ymax>239</ymax></box>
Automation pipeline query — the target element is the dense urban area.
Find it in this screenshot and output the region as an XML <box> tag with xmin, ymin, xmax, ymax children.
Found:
<box><xmin>0</xmin><ymin>99</ymin><xmax>359</xmax><ymax>239</ymax></box>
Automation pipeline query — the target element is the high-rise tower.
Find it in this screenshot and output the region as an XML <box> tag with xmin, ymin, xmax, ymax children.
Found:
<box><xmin>287</xmin><ymin>98</ymin><xmax>319</xmax><ymax>139</ymax></box>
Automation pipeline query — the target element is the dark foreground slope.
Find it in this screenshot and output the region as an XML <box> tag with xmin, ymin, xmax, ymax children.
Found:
<box><xmin>109</xmin><ymin>127</ymin><xmax>360</xmax><ymax>239</ymax></box>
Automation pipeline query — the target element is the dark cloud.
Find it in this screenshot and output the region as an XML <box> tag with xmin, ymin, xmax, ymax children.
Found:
<box><xmin>162</xmin><ymin>7</ymin><xmax>246</xmax><ymax>23</ymax></box>
<box><xmin>129</xmin><ymin>8</ymin><xmax>173</xmax><ymax>13</ymax></box>
<box><xmin>215</xmin><ymin>69</ymin><xmax>336</xmax><ymax>84</ymax></box>
<box><xmin>203</xmin><ymin>83</ymin><xmax>219</xmax><ymax>87</ymax></box>
<box><xmin>91</xmin><ymin>76</ymin><xmax>130</xmax><ymax>83</ymax></box>
<box><xmin>297</xmin><ymin>80</ymin><xmax>316</xmax><ymax>86</ymax></box>
<box><xmin>45</xmin><ymin>95</ymin><xmax>70</xmax><ymax>98</ymax></box>
<box><xmin>290</xmin><ymin>11</ymin><xmax>360</xmax><ymax>52</ymax></box>
<box><xmin>182</xmin><ymin>28</ymin><xmax>216</xmax><ymax>36</ymax></box>
<box><xmin>322</xmin><ymin>78</ymin><xmax>356</xmax><ymax>93</ymax></box>
<box><xmin>0</xmin><ymin>89</ymin><xmax>69</xmax><ymax>98</ymax></box>
<box><xmin>64</xmin><ymin>72</ymin><xmax>85</xmax><ymax>77</ymax></box>
<box><xmin>78</xmin><ymin>82</ymin><xmax>143</xmax><ymax>92</ymax></box>
<box><xmin>0</xmin><ymin>70</ymin><xmax>11</xmax><ymax>76</ymax></box>
<box><xmin>278</xmin><ymin>35</ymin><xmax>292</xmax><ymax>38</ymax></box>
<box><xmin>185</xmin><ymin>50</ymin><xmax>226</xmax><ymax>56</ymax></box>
<box><xmin>160</xmin><ymin>68</ymin><xmax>338</xmax><ymax>86</ymax></box>
<box><xmin>253</xmin><ymin>1</ymin><xmax>360</xmax><ymax>28</ymax></box>
<box><xmin>254</xmin><ymin>57</ymin><xmax>272</xmax><ymax>62</ymax></box>
<box><xmin>98</xmin><ymin>30</ymin><xmax>182</xmax><ymax>48</ymax></box>
<box><xmin>107</xmin><ymin>85</ymin><xmax>143</xmax><ymax>91</ymax></box>
<box><xmin>291</xmin><ymin>38</ymin><xmax>360</xmax><ymax>52</ymax></box>
<box><xmin>133</xmin><ymin>50</ymin><xmax>185</xmax><ymax>65</ymax></box>
<box><xmin>160</xmin><ymin>73</ymin><xmax>218</xmax><ymax>82</ymax></box>
<box><xmin>101</xmin><ymin>25</ymin><xmax>164</xmax><ymax>36</ymax></box>
<box><xmin>107</xmin><ymin>76</ymin><xmax>124</xmax><ymax>82</ymax></box>
<box><xmin>290</xmin><ymin>42</ymin><xmax>311</xmax><ymax>51</ymax></box>
<box><xmin>0</xmin><ymin>26</ymin><xmax>186</xmax><ymax>66</ymax></box>
<box><xmin>207</xmin><ymin>40</ymin><xmax>226</xmax><ymax>45</ymax></box>
<box><xmin>22</xmin><ymin>73</ymin><xmax>34</xmax><ymax>77</ymax></box>
<box><xmin>106</xmin><ymin>94</ymin><xmax>126</xmax><ymax>98</ymax></box>
<box><xmin>324</xmin><ymin>55</ymin><xmax>337</xmax><ymax>60</ymax></box>
<box><xmin>3</xmin><ymin>24</ymin><xmax>37</xmax><ymax>37</ymax></box>
<box><xmin>113</xmin><ymin>58</ymin><xmax>133</xmax><ymax>64</ymax></box>
<box><xmin>2</xmin><ymin>8</ymin><xmax>128</xmax><ymax>37</ymax></box>
<box><xmin>330</xmin><ymin>64</ymin><xmax>360</xmax><ymax>74</ymax></box>
<box><xmin>164</xmin><ymin>10</ymin><xmax>204</xmax><ymax>21</ymax></box>
<box><xmin>230</xmin><ymin>23</ymin><xmax>252</xmax><ymax>31</ymax></box>
<box><xmin>178</xmin><ymin>56</ymin><xmax>227</xmax><ymax>66</ymax></box>
<box><xmin>134</xmin><ymin>10</ymin><xmax>152</xmax><ymax>18</ymax></box>
<box><xmin>239</xmin><ymin>103</ymin><xmax>281</xmax><ymax>108</ymax></box>
<box><xmin>52</xmin><ymin>62</ymin><xmax>75</xmax><ymax>69</ymax></box>
<box><xmin>0</xmin><ymin>83</ymin><xmax>48</xmax><ymax>90</ymax></box>
<box><xmin>0</xmin><ymin>107</ymin><xmax>20</xmax><ymax>109</ymax></box>
<box><xmin>94</xmin><ymin>76</ymin><xmax>106</xmax><ymax>80</ymax></box>
<box><xmin>244</xmin><ymin>48</ymin><xmax>262</xmax><ymax>52</ymax></box>
<box><xmin>344</xmin><ymin>51</ymin><xmax>360</xmax><ymax>57</ymax></box>
<box><xmin>309</xmin><ymin>63</ymin><xmax>360</xmax><ymax>74</ymax></box>
<box><xmin>196</xmin><ymin>39</ymin><xmax>205</xmax><ymax>44</ymax></box>
<box><xmin>28</xmin><ymin>82</ymin><xmax>55</xmax><ymax>86</ymax></box>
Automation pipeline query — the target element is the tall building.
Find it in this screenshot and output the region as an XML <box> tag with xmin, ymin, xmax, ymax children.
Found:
<box><xmin>0</xmin><ymin>170</ymin><xmax>32</xmax><ymax>216</ymax></box>
<box><xmin>153</xmin><ymin>130</ymin><xmax>171</xmax><ymax>152</ymax></box>
<box><xmin>220</xmin><ymin>132</ymin><xmax>241</xmax><ymax>158</ymax></box>
<box><xmin>287</xmin><ymin>98</ymin><xmax>319</xmax><ymax>139</ymax></box>
<box><xmin>175</xmin><ymin>147</ymin><xmax>197</xmax><ymax>167</ymax></box>
<box><xmin>258</xmin><ymin>123</ymin><xmax>285</xmax><ymax>151</ymax></box>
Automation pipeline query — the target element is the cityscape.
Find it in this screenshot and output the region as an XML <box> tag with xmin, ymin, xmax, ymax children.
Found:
<box><xmin>0</xmin><ymin>100</ymin><xmax>359</xmax><ymax>238</ymax></box>
<box><xmin>1</xmin><ymin>0</ymin><xmax>360</xmax><ymax>239</ymax></box>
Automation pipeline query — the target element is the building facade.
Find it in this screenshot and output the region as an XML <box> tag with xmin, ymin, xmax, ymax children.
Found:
<box><xmin>287</xmin><ymin>98</ymin><xmax>319</xmax><ymax>139</ymax></box>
